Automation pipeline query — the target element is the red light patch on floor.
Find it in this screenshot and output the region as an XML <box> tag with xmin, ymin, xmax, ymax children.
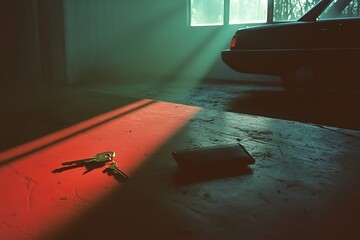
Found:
<box><xmin>0</xmin><ymin>99</ymin><xmax>200</xmax><ymax>240</ymax></box>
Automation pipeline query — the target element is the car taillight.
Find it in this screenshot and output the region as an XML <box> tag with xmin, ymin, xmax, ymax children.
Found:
<box><xmin>230</xmin><ymin>36</ymin><xmax>237</xmax><ymax>48</ymax></box>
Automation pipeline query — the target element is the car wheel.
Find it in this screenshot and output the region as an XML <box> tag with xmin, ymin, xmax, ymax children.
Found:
<box><xmin>282</xmin><ymin>66</ymin><xmax>320</xmax><ymax>95</ymax></box>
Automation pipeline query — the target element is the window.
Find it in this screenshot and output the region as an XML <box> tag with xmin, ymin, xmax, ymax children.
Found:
<box><xmin>318</xmin><ymin>0</ymin><xmax>360</xmax><ymax>20</ymax></box>
<box><xmin>340</xmin><ymin>0</ymin><xmax>360</xmax><ymax>18</ymax></box>
<box><xmin>190</xmin><ymin>0</ymin><xmax>224</xmax><ymax>26</ymax></box>
<box><xmin>190</xmin><ymin>0</ymin><xmax>325</xmax><ymax>26</ymax></box>
<box><xmin>273</xmin><ymin>0</ymin><xmax>321</xmax><ymax>22</ymax></box>
<box><xmin>229</xmin><ymin>0</ymin><xmax>267</xmax><ymax>24</ymax></box>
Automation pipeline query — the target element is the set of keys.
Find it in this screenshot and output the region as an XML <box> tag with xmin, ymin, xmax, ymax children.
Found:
<box><xmin>58</xmin><ymin>151</ymin><xmax>128</xmax><ymax>179</ymax></box>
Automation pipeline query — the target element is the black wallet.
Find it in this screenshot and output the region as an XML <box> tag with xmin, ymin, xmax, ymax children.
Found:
<box><xmin>172</xmin><ymin>143</ymin><xmax>255</xmax><ymax>171</ymax></box>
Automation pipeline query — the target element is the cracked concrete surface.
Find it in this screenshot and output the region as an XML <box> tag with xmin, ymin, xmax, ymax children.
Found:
<box><xmin>1</xmin><ymin>79</ymin><xmax>360</xmax><ymax>240</ymax></box>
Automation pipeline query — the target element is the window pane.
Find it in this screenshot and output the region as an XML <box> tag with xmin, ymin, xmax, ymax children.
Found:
<box><xmin>274</xmin><ymin>0</ymin><xmax>321</xmax><ymax>22</ymax></box>
<box><xmin>319</xmin><ymin>0</ymin><xmax>360</xmax><ymax>20</ymax></box>
<box><xmin>229</xmin><ymin>0</ymin><xmax>267</xmax><ymax>24</ymax></box>
<box><xmin>190</xmin><ymin>0</ymin><xmax>224</xmax><ymax>26</ymax></box>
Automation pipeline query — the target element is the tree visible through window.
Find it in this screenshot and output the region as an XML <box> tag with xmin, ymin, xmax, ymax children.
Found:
<box><xmin>229</xmin><ymin>0</ymin><xmax>267</xmax><ymax>24</ymax></box>
<box><xmin>190</xmin><ymin>0</ymin><xmax>358</xmax><ymax>26</ymax></box>
<box><xmin>341</xmin><ymin>0</ymin><xmax>360</xmax><ymax>17</ymax></box>
<box><xmin>190</xmin><ymin>0</ymin><xmax>224</xmax><ymax>26</ymax></box>
<box><xmin>273</xmin><ymin>0</ymin><xmax>321</xmax><ymax>21</ymax></box>
<box><xmin>319</xmin><ymin>0</ymin><xmax>360</xmax><ymax>19</ymax></box>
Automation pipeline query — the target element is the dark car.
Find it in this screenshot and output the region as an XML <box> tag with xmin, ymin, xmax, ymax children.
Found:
<box><xmin>221</xmin><ymin>0</ymin><xmax>360</xmax><ymax>94</ymax></box>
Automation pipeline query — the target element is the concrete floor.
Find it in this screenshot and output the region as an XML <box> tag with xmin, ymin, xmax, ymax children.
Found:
<box><xmin>77</xmin><ymin>77</ymin><xmax>360</xmax><ymax>131</ymax></box>
<box><xmin>1</xmin><ymin>78</ymin><xmax>360</xmax><ymax>240</ymax></box>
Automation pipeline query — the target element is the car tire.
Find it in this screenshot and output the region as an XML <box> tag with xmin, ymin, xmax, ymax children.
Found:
<box><xmin>282</xmin><ymin>65</ymin><xmax>321</xmax><ymax>95</ymax></box>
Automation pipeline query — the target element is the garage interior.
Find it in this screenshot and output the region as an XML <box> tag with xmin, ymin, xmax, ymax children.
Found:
<box><xmin>1</xmin><ymin>1</ymin><xmax>360</xmax><ymax>240</ymax></box>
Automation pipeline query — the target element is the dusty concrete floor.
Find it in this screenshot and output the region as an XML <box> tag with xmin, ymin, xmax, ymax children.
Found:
<box><xmin>77</xmin><ymin>77</ymin><xmax>360</xmax><ymax>131</ymax></box>
<box><xmin>1</xmin><ymin>78</ymin><xmax>360</xmax><ymax>240</ymax></box>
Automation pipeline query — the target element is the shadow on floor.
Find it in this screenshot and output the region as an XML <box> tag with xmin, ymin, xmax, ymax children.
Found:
<box><xmin>0</xmin><ymin>83</ymin><xmax>141</xmax><ymax>153</ymax></box>
<box><xmin>229</xmin><ymin>89</ymin><xmax>360</xmax><ymax>131</ymax></box>
<box><xmin>171</xmin><ymin>166</ymin><xmax>253</xmax><ymax>186</ymax></box>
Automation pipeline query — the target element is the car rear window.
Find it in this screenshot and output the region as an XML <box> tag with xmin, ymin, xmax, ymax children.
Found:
<box><xmin>318</xmin><ymin>0</ymin><xmax>360</xmax><ymax>20</ymax></box>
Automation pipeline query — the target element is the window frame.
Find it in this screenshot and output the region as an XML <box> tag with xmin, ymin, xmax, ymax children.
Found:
<box><xmin>189</xmin><ymin>0</ymin><xmax>273</xmax><ymax>26</ymax></box>
<box><xmin>189</xmin><ymin>0</ymin><xmax>330</xmax><ymax>27</ymax></box>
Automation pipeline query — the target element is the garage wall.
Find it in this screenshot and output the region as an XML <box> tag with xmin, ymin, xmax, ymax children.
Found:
<box><xmin>1</xmin><ymin>0</ymin><xmax>245</xmax><ymax>85</ymax></box>
<box><xmin>37</xmin><ymin>0</ymin><xmax>68</xmax><ymax>84</ymax></box>
<box><xmin>63</xmin><ymin>0</ymin><xmax>243</xmax><ymax>84</ymax></box>
<box><xmin>1</xmin><ymin>0</ymin><xmax>42</xmax><ymax>84</ymax></box>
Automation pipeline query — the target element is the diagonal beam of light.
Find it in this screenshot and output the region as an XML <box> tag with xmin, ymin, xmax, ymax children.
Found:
<box><xmin>0</xmin><ymin>99</ymin><xmax>200</xmax><ymax>240</ymax></box>
<box><xmin>0</xmin><ymin>99</ymin><xmax>155</xmax><ymax>166</ymax></box>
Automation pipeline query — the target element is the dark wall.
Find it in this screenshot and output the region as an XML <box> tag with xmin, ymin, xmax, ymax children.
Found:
<box><xmin>1</xmin><ymin>0</ymin><xmax>42</xmax><ymax>85</ymax></box>
<box><xmin>1</xmin><ymin>0</ymin><xmax>244</xmax><ymax>85</ymax></box>
<box><xmin>1</xmin><ymin>0</ymin><xmax>26</xmax><ymax>83</ymax></box>
<box><xmin>63</xmin><ymin>0</ymin><xmax>243</xmax><ymax>84</ymax></box>
<box><xmin>38</xmin><ymin>0</ymin><xmax>67</xmax><ymax>84</ymax></box>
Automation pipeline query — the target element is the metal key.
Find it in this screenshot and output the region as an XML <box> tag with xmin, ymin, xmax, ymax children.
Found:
<box><xmin>61</xmin><ymin>151</ymin><xmax>115</xmax><ymax>166</ymax></box>
<box><xmin>108</xmin><ymin>162</ymin><xmax>129</xmax><ymax>179</ymax></box>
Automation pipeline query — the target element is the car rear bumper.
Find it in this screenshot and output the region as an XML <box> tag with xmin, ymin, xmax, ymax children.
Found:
<box><xmin>221</xmin><ymin>49</ymin><xmax>284</xmax><ymax>76</ymax></box>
